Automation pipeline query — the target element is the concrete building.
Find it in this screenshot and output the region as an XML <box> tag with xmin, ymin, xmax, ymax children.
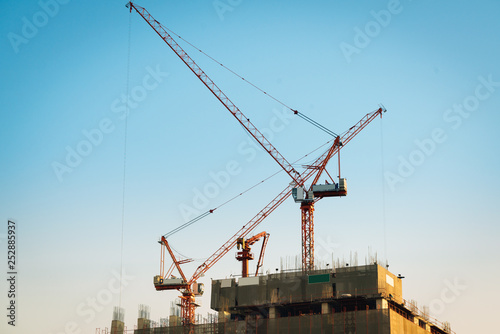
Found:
<box><xmin>133</xmin><ymin>264</ymin><xmax>452</xmax><ymax>333</ymax></box>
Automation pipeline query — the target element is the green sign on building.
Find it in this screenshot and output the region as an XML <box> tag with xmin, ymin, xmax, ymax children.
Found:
<box><xmin>308</xmin><ymin>274</ymin><xmax>330</xmax><ymax>284</ymax></box>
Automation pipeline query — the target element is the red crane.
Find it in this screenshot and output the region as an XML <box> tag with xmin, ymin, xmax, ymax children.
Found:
<box><xmin>294</xmin><ymin>110</ymin><xmax>386</xmax><ymax>271</ymax></box>
<box><xmin>153</xmin><ymin>132</ymin><xmax>345</xmax><ymax>326</ymax></box>
<box><xmin>127</xmin><ymin>1</ymin><xmax>386</xmax><ymax>326</ymax></box>
<box><xmin>152</xmin><ymin>108</ymin><xmax>383</xmax><ymax>325</ymax></box>
<box><xmin>236</xmin><ymin>231</ymin><xmax>269</xmax><ymax>277</ymax></box>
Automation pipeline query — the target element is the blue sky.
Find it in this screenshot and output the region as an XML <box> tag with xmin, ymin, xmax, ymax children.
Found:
<box><xmin>1</xmin><ymin>0</ymin><xmax>499</xmax><ymax>333</ymax></box>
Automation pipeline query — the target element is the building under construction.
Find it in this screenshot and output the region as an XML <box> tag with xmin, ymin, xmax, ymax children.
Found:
<box><xmin>98</xmin><ymin>3</ymin><xmax>454</xmax><ymax>334</ymax></box>
<box><xmin>104</xmin><ymin>263</ymin><xmax>452</xmax><ymax>333</ymax></box>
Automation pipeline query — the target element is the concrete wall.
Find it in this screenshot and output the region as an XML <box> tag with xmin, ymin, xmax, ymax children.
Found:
<box><xmin>135</xmin><ymin>309</ymin><xmax>391</xmax><ymax>333</ymax></box>
<box><xmin>133</xmin><ymin>309</ymin><xmax>447</xmax><ymax>334</ymax></box>
<box><xmin>211</xmin><ymin>264</ymin><xmax>402</xmax><ymax>311</ymax></box>
<box><xmin>211</xmin><ymin>278</ymin><xmax>236</xmax><ymax>311</ymax></box>
<box><xmin>377</xmin><ymin>265</ymin><xmax>403</xmax><ymax>303</ymax></box>
<box><xmin>389</xmin><ymin>310</ymin><xmax>430</xmax><ymax>334</ymax></box>
<box><xmin>335</xmin><ymin>265</ymin><xmax>379</xmax><ymax>297</ymax></box>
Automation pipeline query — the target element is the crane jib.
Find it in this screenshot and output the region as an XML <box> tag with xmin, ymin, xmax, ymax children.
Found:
<box><xmin>128</xmin><ymin>2</ymin><xmax>303</xmax><ymax>186</ymax></box>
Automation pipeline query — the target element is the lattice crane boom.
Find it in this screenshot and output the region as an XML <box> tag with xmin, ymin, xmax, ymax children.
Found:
<box><xmin>127</xmin><ymin>2</ymin><xmax>303</xmax><ymax>186</ymax></box>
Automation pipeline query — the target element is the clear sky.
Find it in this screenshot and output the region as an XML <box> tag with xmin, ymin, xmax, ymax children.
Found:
<box><xmin>1</xmin><ymin>0</ymin><xmax>499</xmax><ymax>333</ymax></box>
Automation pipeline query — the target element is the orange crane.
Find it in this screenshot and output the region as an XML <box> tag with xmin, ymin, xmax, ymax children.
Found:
<box><xmin>153</xmin><ymin>133</ymin><xmax>344</xmax><ymax>326</ymax></box>
<box><xmin>152</xmin><ymin>108</ymin><xmax>383</xmax><ymax>326</ymax></box>
<box><xmin>293</xmin><ymin>110</ymin><xmax>386</xmax><ymax>271</ymax></box>
<box><xmin>236</xmin><ymin>231</ymin><xmax>269</xmax><ymax>277</ymax></box>
<box><xmin>127</xmin><ymin>1</ymin><xmax>386</xmax><ymax>326</ymax></box>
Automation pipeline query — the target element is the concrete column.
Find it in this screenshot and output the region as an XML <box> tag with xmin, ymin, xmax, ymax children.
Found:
<box><xmin>268</xmin><ymin>310</ymin><xmax>278</xmax><ymax>334</ymax></box>
<box><xmin>321</xmin><ymin>303</ymin><xmax>331</xmax><ymax>315</ymax></box>
<box><xmin>110</xmin><ymin>320</ymin><xmax>124</xmax><ymax>334</ymax></box>
<box><xmin>218</xmin><ymin>311</ymin><xmax>230</xmax><ymax>322</ymax></box>
<box><xmin>169</xmin><ymin>315</ymin><xmax>181</xmax><ymax>327</ymax></box>
<box><xmin>376</xmin><ymin>298</ymin><xmax>388</xmax><ymax>309</ymax></box>
<box><xmin>137</xmin><ymin>317</ymin><xmax>150</xmax><ymax>330</ymax></box>
<box><xmin>269</xmin><ymin>307</ymin><xmax>277</xmax><ymax>319</ymax></box>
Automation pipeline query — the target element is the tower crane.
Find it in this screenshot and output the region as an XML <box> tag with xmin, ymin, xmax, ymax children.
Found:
<box><xmin>153</xmin><ymin>130</ymin><xmax>347</xmax><ymax>326</ymax></box>
<box><xmin>126</xmin><ymin>2</ymin><xmax>386</xmax><ymax>327</ymax></box>
<box><xmin>293</xmin><ymin>110</ymin><xmax>386</xmax><ymax>271</ymax></box>
<box><xmin>152</xmin><ymin>108</ymin><xmax>383</xmax><ymax>326</ymax></box>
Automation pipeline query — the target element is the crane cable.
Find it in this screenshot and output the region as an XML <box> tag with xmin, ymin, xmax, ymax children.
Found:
<box><xmin>162</xmin><ymin>137</ymin><xmax>337</xmax><ymax>240</ymax></box>
<box><xmin>380</xmin><ymin>116</ymin><xmax>388</xmax><ymax>267</ymax></box>
<box><xmin>294</xmin><ymin>112</ymin><xmax>339</xmax><ymax>137</ymax></box>
<box><xmin>163</xmin><ymin>26</ymin><xmax>338</xmax><ymax>137</ymax></box>
<box><xmin>162</xmin><ymin>169</ymin><xmax>282</xmax><ymax>239</ymax></box>
<box><xmin>118</xmin><ymin>12</ymin><xmax>133</xmax><ymax>315</ymax></box>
